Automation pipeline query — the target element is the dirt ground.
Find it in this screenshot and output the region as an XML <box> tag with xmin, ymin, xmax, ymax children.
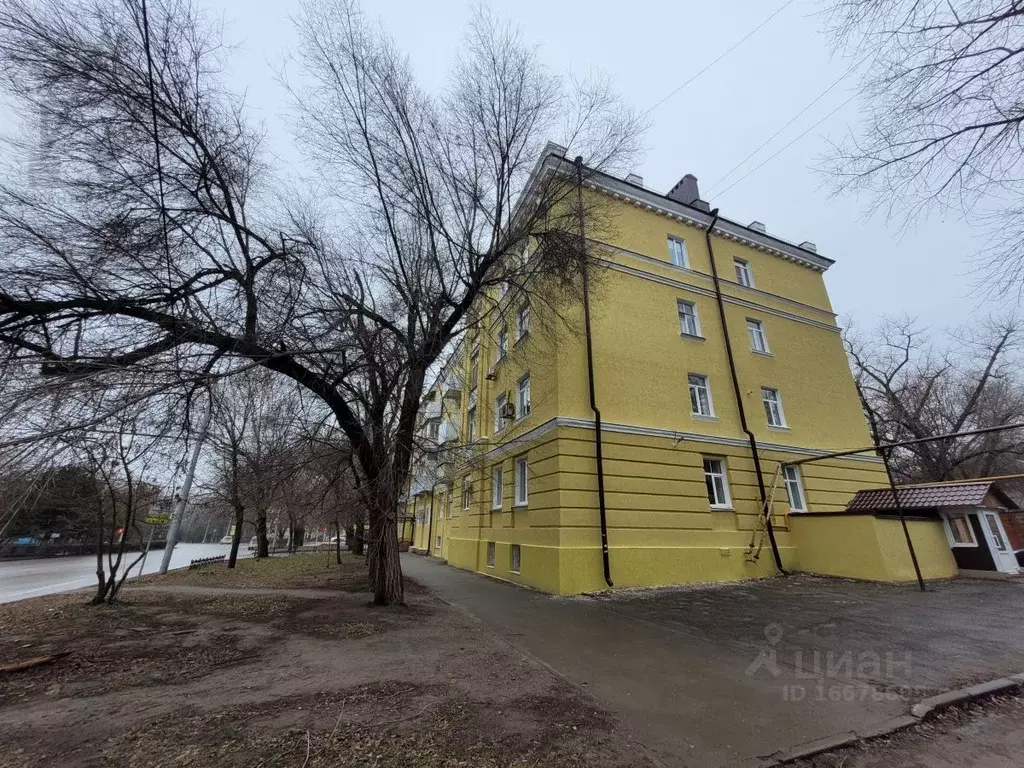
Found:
<box><xmin>792</xmin><ymin>690</ymin><xmax>1024</xmax><ymax>767</ymax></box>
<box><xmin>0</xmin><ymin>554</ymin><xmax>656</xmax><ymax>768</ymax></box>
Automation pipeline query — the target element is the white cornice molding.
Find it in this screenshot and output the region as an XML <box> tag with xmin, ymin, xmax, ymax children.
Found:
<box><xmin>560</xmin><ymin>162</ymin><xmax>835</xmax><ymax>273</ymax></box>
<box><xmin>450</xmin><ymin>415</ymin><xmax>884</xmax><ymax>467</ymax></box>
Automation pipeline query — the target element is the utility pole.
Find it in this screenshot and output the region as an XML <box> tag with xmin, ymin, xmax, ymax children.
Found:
<box><xmin>159</xmin><ymin>396</ymin><xmax>213</xmax><ymax>574</ymax></box>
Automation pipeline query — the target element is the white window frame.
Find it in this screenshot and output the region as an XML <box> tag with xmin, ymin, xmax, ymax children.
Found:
<box><xmin>747</xmin><ymin>318</ymin><xmax>769</xmax><ymax>354</ymax></box>
<box><xmin>944</xmin><ymin>510</ymin><xmax>978</xmax><ymax>548</ymax></box>
<box><xmin>462</xmin><ymin>479</ymin><xmax>473</xmax><ymax>510</ymax></box>
<box><xmin>517</xmin><ymin>374</ymin><xmax>531</xmax><ymax>418</ymax></box>
<box><xmin>703</xmin><ymin>457</ymin><xmax>732</xmax><ymax>509</ymax></box>
<box><xmin>668</xmin><ymin>237</ymin><xmax>689</xmax><ymax>268</ymax></box>
<box><xmin>497</xmin><ymin>326</ymin><xmax>508</xmax><ymax>360</ymax></box>
<box><xmin>783</xmin><ymin>466</ymin><xmax>806</xmax><ymax>512</ymax></box>
<box><xmin>514</xmin><ymin>456</ymin><xmax>529</xmax><ymax>506</ymax></box>
<box><xmin>516</xmin><ymin>303</ymin><xmax>531</xmax><ymax>340</ymax></box>
<box><xmin>486</xmin><ymin>541</ymin><xmax>496</xmax><ymax>567</ymax></box>
<box><xmin>688</xmin><ymin>373</ymin><xmax>715</xmax><ymax>417</ymax></box>
<box><xmin>762</xmin><ymin>387</ymin><xmax>787</xmax><ymax>428</ymax></box>
<box><xmin>734</xmin><ymin>258</ymin><xmax>753</xmax><ymax>287</ymax></box>
<box><xmin>491</xmin><ymin>466</ymin><xmax>503</xmax><ymax>510</ymax></box>
<box><xmin>511</xmin><ymin>544</ymin><xmax>521</xmax><ymax>573</ymax></box>
<box><xmin>466</xmin><ymin>404</ymin><xmax>477</xmax><ymax>441</ymax></box>
<box><xmin>494</xmin><ymin>392</ymin><xmax>507</xmax><ymax>434</ymax></box>
<box><xmin>678</xmin><ymin>300</ymin><xmax>702</xmax><ymax>338</ymax></box>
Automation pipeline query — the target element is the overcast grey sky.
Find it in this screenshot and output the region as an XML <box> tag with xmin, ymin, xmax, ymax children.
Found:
<box><xmin>204</xmin><ymin>0</ymin><xmax>1000</xmax><ymax>330</ymax></box>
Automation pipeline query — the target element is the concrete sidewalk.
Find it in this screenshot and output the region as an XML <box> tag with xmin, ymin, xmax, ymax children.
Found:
<box><xmin>401</xmin><ymin>555</ymin><xmax>1024</xmax><ymax>767</ymax></box>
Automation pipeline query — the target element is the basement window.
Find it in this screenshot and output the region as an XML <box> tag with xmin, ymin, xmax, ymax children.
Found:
<box><xmin>511</xmin><ymin>544</ymin><xmax>521</xmax><ymax>573</ymax></box>
<box><xmin>487</xmin><ymin>541</ymin><xmax>496</xmax><ymax>568</ymax></box>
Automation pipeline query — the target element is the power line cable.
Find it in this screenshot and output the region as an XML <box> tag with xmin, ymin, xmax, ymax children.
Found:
<box><xmin>711</xmin><ymin>92</ymin><xmax>858</xmax><ymax>199</ymax></box>
<box><xmin>642</xmin><ymin>0</ymin><xmax>797</xmax><ymax>118</ymax></box>
<box><xmin>706</xmin><ymin>63</ymin><xmax>858</xmax><ymax>195</ymax></box>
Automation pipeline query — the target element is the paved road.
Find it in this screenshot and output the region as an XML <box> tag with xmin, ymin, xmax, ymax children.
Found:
<box><xmin>0</xmin><ymin>542</ymin><xmax>240</xmax><ymax>603</ymax></box>
<box><xmin>401</xmin><ymin>554</ymin><xmax>1024</xmax><ymax>767</ymax></box>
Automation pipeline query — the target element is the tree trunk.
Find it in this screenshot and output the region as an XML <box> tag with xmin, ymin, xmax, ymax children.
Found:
<box><xmin>335</xmin><ymin>518</ymin><xmax>342</xmax><ymax>564</ymax></box>
<box><xmin>91</xmin><ymin>498</ymin><xmax>107</xmax><ymax>605</ymax></box>
<box><xmin>227</xmin><ymin>505</ymin><xmax>244</xmax><ymax>568</ymax></box>
<box><xmin>367</xmin><ymin>501</ymin><xmax>403</xmax><ymax>606</ymax></box>
<box><xmin>256</xmin><ymin>511</ymin><xmax>269</xmax><ymax>558</ymax></box>
<box><xmin>295</xmin><ymin>525</ymin><xmax>305</xmax><ymax>548</ymax></box>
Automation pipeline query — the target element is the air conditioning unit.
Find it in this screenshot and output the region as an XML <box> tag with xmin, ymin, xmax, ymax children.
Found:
<box><xmin>500</xmin><ymin>402</ymin><xmax>516</xmax><ymax>420</ymax></box>
<box><xmin>485</xmin><ymin>364</ymin><xmax>497</xmax><ymax>381</ymax></box>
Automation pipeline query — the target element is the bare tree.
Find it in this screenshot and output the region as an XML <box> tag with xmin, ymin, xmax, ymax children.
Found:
<box><xmin>0</xmin><ymin>0</ymin><xmax>641</xmax><ymax>604</ymax></box>
<box><xmin>823</xmin><ymin>1</ymin><xmax>1024</xmax><ymax>295</ymax></box>
<box><xmin>846</xmin><ymin>315</ymin><xmax>1024</xmax><ymax>482</ymax></box>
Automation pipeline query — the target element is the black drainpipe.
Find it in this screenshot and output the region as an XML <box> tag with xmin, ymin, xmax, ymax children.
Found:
<box><xmin>704</xmin><ymin>209</ymin><xmax>786</xmax><ymax>574</ymax></box>
<box><xmin>576</xmin><ymin>156</ymin><xmax>613</xmax><ymax>588</ymax></box>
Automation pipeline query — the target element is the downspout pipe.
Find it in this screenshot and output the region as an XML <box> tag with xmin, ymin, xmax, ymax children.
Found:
<box><xmin>576</xmin><ymin>156</ymin><xmax>613</xmax><ymax>588</ymax></box>
<box><xmin>704</xmin><ymin>209</ymin><xmax>786</xmax><ymax>575</ymax></box>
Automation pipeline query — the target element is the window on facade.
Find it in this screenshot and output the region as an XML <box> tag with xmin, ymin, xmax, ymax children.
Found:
<box><xmin>467</xmin><ymin>388</ymin><xmax>477</xmax><ymax>441</ymax></box>
<box><xmin>734</xmin><ymin>258</ymin><xmax>753</xmax><ymax>287</ymax></box>
<box><xmin>427</xmin><ymin>421</ymin><xmax>439</xmax><ymax>440</ymax></box>
<box><xmin>515</xmin><ymin>456</ymin><xmax>528</xmax><ymax>505</ymax></box>
<box><xmin>783</xmin><ymin>466</ymin><xmax>806</xmax><ymax>511</ymax></box>
<box><xmin>487</xmin><ymin>541</ymin><xmax>496</xmax><ymax>567</ymax></box>
<box><xmin>470</xmin><ymin>351</ymin><xmax>479</xmax><ymax>387</ymax></box>
<box><xmin>516</xmin><ymin>303</ymin><xmax>531</xmax><ymax>340</ymax></box>
<box><xmin>946</xmin><ymin>512</ymin><xmax>975</xmax><ymax>546</ymax></box>
<box><xmin>678</xmin><ymin>300</ymin><xmax>701</xmax><ymax>337</ymax></box>
<box><xmin>747</xmin><ymin>319</ymin><xmax>769</xmax><ymax>353</ymax></box>
<box><xmin>494</xmin><ymin>392</ymin><xmax>507</xmax><ymax>434</ymax></box>
<box><xmin>492</xmin><ymin>466</ymin><xmax>503</xmax><ymax>510</ymax></box>
<box><xmin>499</xmin><ymin>281</ymin><xmax>508</xmax><ymax>299</ymax></box>
<box><xmin>668</xmin><ymin>237</ymin><xmax>689</xmax><ymax>268</ymax></box>
<box><xmin>517</xmin><ymin>374</ymin><xmax>531</xmax><ymax>417</ymax></box>
<box><xmin>703</xmin><ymin>457</ymin><xmax>731</xmax><ymax>508</ymax></box>
<box><xmin>435</xmin><ymin>535</ymin><xmax>441</xmax><ymax>549</ymax></box>
<box><xmin>762</xmin><ymin>387</ymin><xmax>786</xmax><ymax>427</ymax></box>
<box><xmin>511</xmin><ymin>544</ymin><xmax>522</xmax><ymax>573</ymax></box>
<box><xmin>462</xmin><ymin>479</ymin><xmax>473</xmax><ymax>509</ymax></box>
<box><xmin>688</xmin><ymin>374</ymin><xmax>714</xmax><ymax>417</ymax></box>
<box><xmin>497</xmin><ymin>327</ymin><xmax>508</xmax><ymax>360</ymax></box>
<box><xmin>985</xmin><ymin>514</ymin><xmax>1009</xmax><ymax>551</ymax></box>
<box><xmin>447</xmin><ymin>495</ymin><xmax>454</xmax><ymax>519</ymax></box>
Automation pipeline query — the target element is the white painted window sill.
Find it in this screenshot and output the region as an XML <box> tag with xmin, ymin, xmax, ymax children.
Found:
<box><xmin>767</xmin><ymin>424</ymin><xmax>791</xmax><ymax>432</ymax></box>
<box><xmin>752</xmin><ymin>350</ymin><xmax>774</xmax><ymax>358</ymax></box>
<box><xmin>680</xmin><ymin>332</ymin><xmax>706</xmax><ymax>342</ymax></box>
<box><xmin>710</xmin><ymin>505</ymin><xmax>734</xmax><ymax>512</ymax></box>
<box><xmin>692</xmin><ymin>414</ymin><xmax>719</xmax><ymax>422</ymax></box>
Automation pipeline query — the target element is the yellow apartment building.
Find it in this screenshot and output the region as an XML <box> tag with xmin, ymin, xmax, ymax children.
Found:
<box><xmin>405</xmin><ymin>145</ymin><xmax>957</xmax><ymax>594</ymax></box>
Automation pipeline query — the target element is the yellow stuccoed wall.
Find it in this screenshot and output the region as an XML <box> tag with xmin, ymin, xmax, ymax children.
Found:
<box><xmin>411</xmin><ymin>181</ymin><xmax>957</xmax><ymax>594</ymax></box>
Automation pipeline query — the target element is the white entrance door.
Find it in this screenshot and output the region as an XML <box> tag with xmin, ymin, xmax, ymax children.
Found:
<box><xmin>980</xmin><ymin>512</ymin><xmax>1020</xmax><ymax>574</ymax></box>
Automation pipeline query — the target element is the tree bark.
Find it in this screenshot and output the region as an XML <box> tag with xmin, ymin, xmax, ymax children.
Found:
<box><xmin>256</xmin><ymin>511</ymin><xmax>269</xmax><ymax>558</ymax></box>
<box><xmin>227</xmin><ymin>505</ymin><xmax>244</xmax><ymax>568</ymax></box>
